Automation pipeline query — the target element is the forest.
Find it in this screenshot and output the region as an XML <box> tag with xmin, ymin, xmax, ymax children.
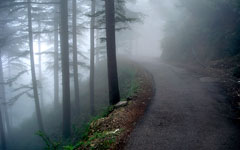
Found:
<box><xmin>161</xmin><ymin>0</ymin><xmax>240</xmax><ymax>63</ymax></box>
<box><xmin>0</xmin><ymin>0</ymin><xmax>240</xmax><ymax>150</ymax></box>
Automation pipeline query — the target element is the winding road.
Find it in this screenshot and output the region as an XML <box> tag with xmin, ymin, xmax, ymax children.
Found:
<box><xmin>126</xmin><ymin>60</ymin><xmax>240</xmax><ymax>150</ymax></box>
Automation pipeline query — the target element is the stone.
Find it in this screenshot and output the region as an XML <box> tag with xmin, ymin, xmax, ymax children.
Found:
<box><xmin>114</xmin><ymin>101</ymin><xmax>128</xmax><ymax>108</ymax></box>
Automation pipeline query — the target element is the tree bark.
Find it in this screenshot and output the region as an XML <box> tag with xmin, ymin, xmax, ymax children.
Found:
<box><xmin>27</xmin><ymin>0</ymin><xmax>44</xmax><ymax>132</ymax></box>
<box><xmin>90</xmin><ymin>0</ymin><xmax>96</xmax><ymax>115</ymax></box>
<box><xmin>105</xmin><ymin>0</ymin><xmax>120</xmax><ymax>105</ymax></box>
<box><xmin>0</xmin><ymin>50</ymin><xmax>7</xmax><ymax>150</ymax></box>
<box><xmin>54</xmin><ymin>3</ymin><xmax>59</xmax><ymax>107</ymax></box>
<box><xmin>0</xmin><ymin>51</ymin><xmax>10</xmax><ymax>135</ymax></box>
<box><xmin>72</xmin><ymin>0</ymin><xmax>80</xmax><ymax>109</ymax></box>
<box><xmin>0</xmin><ymin>105</ymin><xmax>6</xmax><ymax>150</ymax></box>
<box><xmin>95</xmin><ymin>29</ymin><xmax>100</xmax><ymax>64</ymax></box>
<box><xmin>38</xmin><ymin>20</ymin><xmax>44</xmax><ymax>108</ymax></box>
<box><xmin>60</xmin><ymin>0</ymin><xmax>71</xmax><ymax>138</ymax></box>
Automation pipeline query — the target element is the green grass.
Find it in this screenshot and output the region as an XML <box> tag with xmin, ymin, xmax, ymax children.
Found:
<box><xmin>63</xmin><ymin>130</ymin><xmax>119</xmax><ymax>150</ymax></box>
<box><xmin>79</xmin><ymin>106</ymin><xmax>114</xmax><ymax>140</ymax></box>
<box><xmin>118</xmin><ymin>63</ymin><xmax>140</xmax><ymax>101</ymax></box>
<box><xmin>126</xmin><ymin>78</ymin><xmax>140</xmax><ymax>98</ymax></box>
<box><xmin>62</xmin><ymin>106</ymin><xmax>118</xmax><ymax>150</ymax></box>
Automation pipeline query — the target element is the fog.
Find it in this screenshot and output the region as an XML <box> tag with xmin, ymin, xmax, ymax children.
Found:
<box><xmin>127</xmin><ymin>0</ymin><xmax>163</xmax><ymax>58</ymax></box>
<box><xmin>124</xmin><ymin>0</ymin><xmax>182</xmax><ymax>59</ymax></box>
<box><xmin>0</xmin><ymin>0</ymin><xmax>240</xmax><ymax>149</ymax></box>
<box><xmin>2</xmin><ymin>0</ymin><xmax>182</xmax><ymax>129</ymax></box>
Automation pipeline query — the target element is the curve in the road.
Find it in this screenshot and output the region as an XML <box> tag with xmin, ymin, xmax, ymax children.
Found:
<box><xmin>125</xmin><ymin>61</ymin><xmax>240</xmax><ymax>150</ymax></box>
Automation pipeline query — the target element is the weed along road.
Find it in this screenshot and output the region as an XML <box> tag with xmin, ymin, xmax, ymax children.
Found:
<box><xmin>125</xmin><ymin>60</ymin><xmax>240</xmax><ymax>150</ymax></box>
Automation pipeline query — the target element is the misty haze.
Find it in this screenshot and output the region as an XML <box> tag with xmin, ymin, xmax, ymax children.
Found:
<box><xmin>0</xmin><ymin>0</ymin><xmax>240</xmax><ymax>150</ymax></box>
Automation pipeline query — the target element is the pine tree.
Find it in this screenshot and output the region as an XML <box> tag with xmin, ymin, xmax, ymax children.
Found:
<box><xmin>105</xmin><ymin>0</ymin><xmax>120</xmax><ymax>105</ymax></box>
<box><xmin>54</xmin><ymin>2</ymin><xmax>60</xmax><ymax>107</ymax></box>
<box><xmin>72</xmin><ymin>0</ymin><xmax>80</xmax><ymax>109</ymax></box>
<box><xmin>0</xmin><ymin>105</ymin><xmax>6</xmax><ymax>150</ymax></box>
<box><xmin>90</xmin><ymin>0</ymin><xmax>96</xmax><ymax>115</ymax></box>
<box><xmin>60</xmin><ymin>0</ymin><xmax>71</xmax><ymax>138</ymax></box>
<box><xmin>27</xmin><ymin>0</ymin><xmax>44</xmax><ymax>132</ymax></box>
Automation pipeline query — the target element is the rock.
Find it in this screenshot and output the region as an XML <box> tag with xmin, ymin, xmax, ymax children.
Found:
<box><xmin>114</xmin><ymin>101</ymin><xmax>128</xmax><ymax>108</ymax></box>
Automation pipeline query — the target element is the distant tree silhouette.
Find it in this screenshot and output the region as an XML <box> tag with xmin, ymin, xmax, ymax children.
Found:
<box><xmin>27</xmin><ymin>0</ymin><xmax>44</xmax><ymax>132</ymax></box>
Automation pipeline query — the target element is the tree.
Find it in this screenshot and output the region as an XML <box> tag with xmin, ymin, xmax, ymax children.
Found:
<box><xmin>0</xmin><ymin>51</ymin><xmax>10</xmax><ymax>135</ymax></box>
<box><xmin>60</xmin><ymin>0</ymin><xmax>71</xmax><ymax>138</ymax></box>
<box><xmin>0</xmin><ymin>1</ymin><xmax>38</xmax><ymax>136</ymax></box>
<box><xmin>91</xmin><ymin>0</ymin><xmax>141</xmax><ymax>62</ymax></box>
<box><xmin>0</xmin><ymin>104</ymin><xmax>6</xmax><ymax>150</ymax></box>
<box><xmin>27</xmin><ymin>0</ymin><xmax>44</xmax><ymax>132</ymax></box>
<box><xmin>72</xmin><ymin>0</ymin><xmax>80</xmax><ymax>109</ymax></box>
<box><xmin>161</xmin><ymin>0</ymin><xmax>240</xmax><ymax>62</ymax></box>
<box><xmin>90</xmin><ymin>0</ymin><xmax>96</xmax><ymax>115</ymax></box>
<box><xmin>37</xmin><ymin>20</ymin><xmax>44</xmax><ymax>107</ymax></box>
<box><xmin>95</xmin><ymin>29</ymin><xmax>101</xmax><ymax>64</ymax></box>
<box><xmin>105</xmin><ymin>0</ymin><xmax>120</xmax><ymax>105</ymax></box>
<box><xmin>54</xmin><ymin>2</ymin><xmax>60</xmax><ymax>107</ymax></box>
<box><xmin>0</xmin><ymin>50</ymin><xmax>6</xmax><ymax>150</ymax></box>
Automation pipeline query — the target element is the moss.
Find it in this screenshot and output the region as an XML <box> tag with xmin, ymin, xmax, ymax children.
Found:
<box><xmin>65</xmin><ymin>129</ymin><xmax>121</xmax><ymax>150</ymax></box>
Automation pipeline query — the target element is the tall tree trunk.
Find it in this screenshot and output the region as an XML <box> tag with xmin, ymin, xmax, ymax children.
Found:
<box><xmin>27</xmin><ymin>0</ymin><xmax>44</xmax><ymax>132</ymax></box>
<box><xmin>0</xmin><ymin>105</ymin><xmax>6</xmax><ymax>150</ymax></box>
<box><xmin>95</xmin><ymin>29</ymin><xmax>100</xmax><ymax>64</ymax></box>
<box><xmin>90</xmin><ymin>0</ymin><xmax>96</xmax><ymax>115</ymax></box>
<box><xmin>105</xmin><ymin>0</ymin><xmax>120</xmax><ymax>105</ymax></box>
<box><xmin>54</xmin><ymin>3</ymin><xmax>59</xmax><ymax>107</ymax></box>
<box><xmin>72</xmin><ymin>0</ymin><xmax>80</xmax><ymax>109</ymax></box>
<box><xmin>0</xmin><ymin>50</ymin><xmax>7</xmax><ymax>150</ymax></box>
<box><xmin>0</xmin><ymin>51</ymin><xmax>10</xmax><ymax>135</ymax></box>
<box><xmin>7</xmin><ymin>53</ymin><xmax>12</xmax><ymax>127</ymax></box>
<box><xmin>60</xmin><ymin>0</ymin><xmax>71</xmax><ymax>138</ymax></box>
<box><xmin>38</xmin><ymin>20</ymin><xmax>44</xmax><ymax>108</ymax></box>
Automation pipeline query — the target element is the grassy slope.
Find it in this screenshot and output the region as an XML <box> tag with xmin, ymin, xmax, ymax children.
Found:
<box><xmin>8</xmin><ymin>59</ymin><xmax>145</xmax><ymax>150</ymax></box>
<box><xmin>68</xmin><ymin>63</ymin><xmax>153</xmax><ymax>150</ymax></box>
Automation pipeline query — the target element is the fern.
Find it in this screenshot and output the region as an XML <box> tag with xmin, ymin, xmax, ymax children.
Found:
<box><xmin>36</xmin><ymin>131</ymin><xmax>61</xmax><ymax>150</ymax></box>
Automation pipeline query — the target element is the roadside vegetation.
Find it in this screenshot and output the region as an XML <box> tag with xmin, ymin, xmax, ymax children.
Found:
<box><xmin>9</xmin><ymin>60</ymin><xmax>146</xmax><ymax>150</ymax></box>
